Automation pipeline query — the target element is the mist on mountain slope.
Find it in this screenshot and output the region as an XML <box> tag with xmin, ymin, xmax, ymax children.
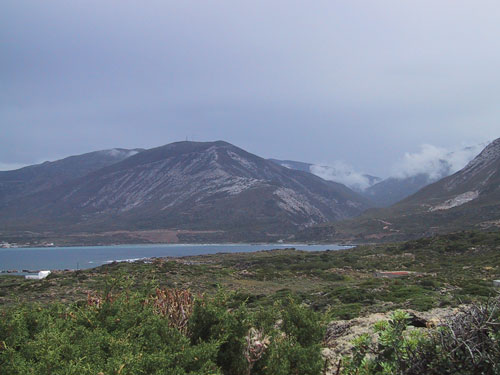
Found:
<box><xmin>390</xmin><ymin>143</ymin><xmax>487</xmax><ymax>180</ymax></box>
<box><xmin>310</xmin><ymin>161</ymin><xmax>376</xmax><ymax>192</ymax></box>
<box><xmin>309</xmin><ymin>142</ymin><xmax>487</xmax><ymax>191</ymax></box>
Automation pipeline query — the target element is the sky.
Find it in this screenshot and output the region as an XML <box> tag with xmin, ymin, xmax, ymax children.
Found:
<box><xmin>1</xmin><ymin>1</ymin><xmax>499</xmax><ymax>177</ymax></box>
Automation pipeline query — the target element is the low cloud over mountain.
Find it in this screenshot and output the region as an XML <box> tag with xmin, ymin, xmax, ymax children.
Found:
<box><xmin>309</xmin><ymin>162</ymin><xmax>378</xmax><ymax>192</ymax></box>
<box><xmin>273</xmin><ymin>142</ymin><xmax>488</xmax><ymax>207</ymax></box>
<box><xmin>296</xmin><ymin>137</ymin><xmax>500</xmax><ymax>243</ymax></box>
<box><xmin>390</xmin><ymin>143</ymin><xmax>487</xmax><ymax>181</ymax></box>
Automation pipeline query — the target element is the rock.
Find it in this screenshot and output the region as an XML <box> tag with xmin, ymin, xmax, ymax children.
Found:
<box><xmin>322</xmin><ymin>306</ymin><xmax>467</xmax><ymax>375</ymax></box>
<box><xmin>407</xmin><ymin>312</ymin><xmax>428</xmax><ymax>327</ymax></box>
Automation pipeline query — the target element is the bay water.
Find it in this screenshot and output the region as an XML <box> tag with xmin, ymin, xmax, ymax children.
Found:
<box><xmin>0</xmin><ymin>243</ymin><xmax>351</xmax><ymax>273</ymax></box>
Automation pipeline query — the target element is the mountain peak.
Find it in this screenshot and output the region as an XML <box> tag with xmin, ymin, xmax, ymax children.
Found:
<box><xmin>442</xmin><ymin>138</ymin><xmax>500</xmax><ymax>192</ymax></box>
<box><xmin>159</xmin><ymin>140</ymin><xmax>234</xmax><ymax>150</ymax></box>
<box><xmin>460</xmin><ymin>138</ymin><xmax>500</xmax><ymax>173</ymax></box>
<box><xmin>0</xmin><ymin>141</ymin><xmax>372</xmax><ymax>240</ymax></box>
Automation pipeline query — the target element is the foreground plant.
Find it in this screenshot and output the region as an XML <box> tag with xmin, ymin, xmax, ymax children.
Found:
<box><xmin>0</xmin><ymin>286</ymin><xmax>325</xmax><ymax>375</ymax></box>
<box><xmin>341</xmin><ymin>296</ymin><xmax>500</xmax><ymax>375</ymax></box>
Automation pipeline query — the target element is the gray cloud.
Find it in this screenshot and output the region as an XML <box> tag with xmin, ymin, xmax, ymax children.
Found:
<box><xmin>1</xmin><ymin>1</ymin><xmax>499</xmax><ymax>175</ymax></box>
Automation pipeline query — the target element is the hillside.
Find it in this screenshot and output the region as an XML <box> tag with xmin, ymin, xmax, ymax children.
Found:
<box><xmin>363</xmin><ymin>174</ymin><xmax>436</xmax><ymax>207</ymax></box>
<box><xmin>0</xmin><ymin>148</ymin><xmax>142</xmax><ymax>206</ymax></box>
<box><xmin>296</xmin><ymin>138</ymin><xmax>500</xmax><ymax>242</ymax></box>
<box><xmin>0</xmin><ymin>141</ymin><xmax>372</xmax><ymax>242</ymax></box>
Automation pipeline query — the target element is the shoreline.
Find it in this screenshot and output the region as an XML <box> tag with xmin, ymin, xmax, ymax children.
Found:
<box><xmin>0</xmin><ymin>243</ymin><xmax>354</xmax><ymax>274</ymax></box>
<box><xmin>0</xmin><ymin>241</ymin><xmax>355</xmax><ymax>250</ymax></box>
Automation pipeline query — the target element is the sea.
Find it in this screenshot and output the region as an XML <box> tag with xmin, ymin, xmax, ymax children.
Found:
<box><xmin>0</xmin><ymin>243</ymin><xmax>351</xmax><ymax>274</ymax></box>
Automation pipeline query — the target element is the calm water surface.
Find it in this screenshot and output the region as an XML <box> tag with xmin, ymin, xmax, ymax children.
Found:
<box><xmin>0</xmin><ymin>243</ymin><xmax>351</xmax><ymax>273</ymax></box>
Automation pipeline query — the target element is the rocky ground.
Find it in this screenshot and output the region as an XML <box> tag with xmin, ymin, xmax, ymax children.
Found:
<box><xmin>321</xmin><ymin>305</ymin><xmax>468</xmax><ymax>374</ymax></box>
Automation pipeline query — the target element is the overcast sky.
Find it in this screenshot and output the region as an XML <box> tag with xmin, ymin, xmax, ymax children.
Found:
<box><xmin>1</xmin><ymin>1</ymin><xmax>499</xmax><ymax>176</ymax></box>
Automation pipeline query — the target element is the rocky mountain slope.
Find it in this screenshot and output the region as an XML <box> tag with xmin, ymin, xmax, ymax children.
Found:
<box><xmin>403</xmin><ymin>138</ymin><xmax>500</xmax><ymax>208</ymax></box>
<box><xmin>270</xmin><ymin>158</ymin><xmax>441</xmax><ymax>206</ymax></box>
<box><xmin>296</xmin><ymin>138</ymin><xmax>500</xmax><ymax>242</ymax></box>
<box><xmin>273</xmin><ymin>145</ymin><xmax>484</xmax><ymax>207</ymax></box>
<box><xmin>364</xmin><ymin>144</ymin><xmax>485</xmax><ymax>207</ymax></box>
<box><xmin>0</xmin><ymin>141</ymin><xmax>372</xmax><ymax>241</ymax></box>
<box><xmin>0</xmin><ymin>148</ymin><xmax>142</xmax><ymax>206</ymax></box>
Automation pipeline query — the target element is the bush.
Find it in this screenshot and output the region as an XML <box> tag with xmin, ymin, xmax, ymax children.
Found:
<box><xmin>189</xmin><ymin>290</ymin><xmax>250</xmax><ymax>374</ymax></box>
<box><xmin>341</xmin><ymin>297</ymin><xmax>500</xmax><ymax>375</ymax></box>
<box><xmin>252</xmin><ymin>297</ymin><xmax>325</xmax><ymax>375</ymax></box>
<box><xmin>0</xmin><ymin>294</ymin><xmax>221</xmax><ymax>375</ymax></box>
<box><xmin>0</xmin><ymin>287</ymin><xmax>325</xmax><ymax>375</ymax></box>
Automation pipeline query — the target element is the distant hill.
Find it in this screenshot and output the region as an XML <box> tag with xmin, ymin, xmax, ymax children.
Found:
<box><xmin>270</xmin><ymin>158</ymin><xmax>439</xmax><ymax>207</ymax></box>
<box><xmin>269</xmin><ymin>159</ymin><xmax>381</xmax><ymax>193</ymax></box>
<box><xmin>0</xmin><ymin>148</ymin><xmax>143</xmax><ymax>206</ymax></box>
<box><xmin>364</xmin><ymin>144</ymin><xmax>485</xmax><ymax>207</ymax></box>
<box><xmin>272</xmin><ymin>144</ymin><xmax>484</xmax><ymax>207</ymax></box>
<box><xmin>402</xmin><ymin>138</ymin><xmax>500</xmax><ymax>210</ymax></box>
<box><xmin>296</xmin><ymin>138</ymin><xmax>500</xmax><ymax>242</ymax></box>
<box><xmin>0</xmin><ymin>141</ymin><xmax>372</xmax><ymax>242</ymax></box>
<box><xmin>362</xmin><ymin>174</ymin><xmax>435</xmax><ymax>207</ymax></box>
<box><xmin>270</xmin><ymin>157</ymin><xmax>437</xmax><ymax>206</ymax></box>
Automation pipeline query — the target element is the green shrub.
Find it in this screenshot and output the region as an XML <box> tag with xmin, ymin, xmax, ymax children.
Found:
<box><xmin>459</xmin><ymin>282</ymin><xmax>494</xmax><ymax>297</ymax></box>
<box><xmin>341</xmin><ymin>298</ymin><xmax>500</xmax><ymax>375</ymax></box>
<box><xmin>0</xmin><ymin>294</ymin><xmax>221</xmax><ymax>375</ymax></box>
<box><xmin>0</xmin><ymin>287</ymin><xmax>325</xmax><ymax>375</ymax></box>
<box><xmin>189</xmin><ymin>291</ymin><xmax>250</xmax><ymax>374</ymax></box>
<box><xmin>328</xmin><ymin>303</ymin><xmax>363</xmax><ymax>320</ymax></box>
<box><xmin>332</xmin><ymin>287</ymin><xmax>374</xmax><ymax>304</ymax></box>
<box><xmin>252</xmin><ymin>297</ymin><xmax>324</xmax><ymax>375</ymax></box>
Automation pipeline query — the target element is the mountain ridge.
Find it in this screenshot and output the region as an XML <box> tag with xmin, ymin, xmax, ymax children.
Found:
<box><xmin>271</xmin><ymin>143</ymin><xmax>486</xmax><ymax>207</ymax></box>
<box><xmin>0</xmin><ymin>141</ymin><xmax>372</xmax><ymax>242</ymax></box>
<box><xmin>295</xmin><ymin>138</ymin><xmax>500</xmax><ymax>242</ymax></box>
<box><xmin>0</xmin><ymin>148</ymin><xmax>143</xmax><ymax>206</ymax></box>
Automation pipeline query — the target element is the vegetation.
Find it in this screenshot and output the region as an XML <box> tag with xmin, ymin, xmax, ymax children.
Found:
<box><xmin>341</xmin><ymin>298</ymin><xmax>500</xmax><ymax>374</ymax></box>
<box><xmin>0</xmin><ymin>284</ymin><xmax>324</xmax><ymax>375</ymax></box>
<box><xmin>2</xmin><ymin>231</ymin><xmax>500</xmax><ymax>374</ymax></box>
<box><xmin>3</xmin><ymin>231</ymin><xmax>500</xmax><ymax>317</ymax></box>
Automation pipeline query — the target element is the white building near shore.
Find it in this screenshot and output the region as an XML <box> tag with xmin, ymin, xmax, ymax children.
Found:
<box><xmin>25</xmin><ymin>270</ymin><xmax>51</xmax><ymax>280</ymax></box>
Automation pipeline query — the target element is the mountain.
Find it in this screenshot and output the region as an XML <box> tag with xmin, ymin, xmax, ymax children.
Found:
<box><xmin>0</xmin><ymin>148</ymin><xmax>143</xmax><ymax>206</ymax></box>
<box><xmin>364</xmin><ymin>144</ymin><xmax>485</xmax><ymax>207</ymax></box>
<box><xmin>269</xmin><ymin>159</ymin><xmax>381</xmax><ymax>192</ymax></box>
<box><xmin>270</xmin><ymin>157</ymin><xmax>438</xmax><ymax>206</ymax></box>
<box><xmin>362</xmin><ymin>174</ymin><xmax>435</xmax><ymax>207</ymax></box>
<box><xmin>270</xmin><ymin>157</ymin><xmax>442</xmax><ymax>206</ymax></box>
<box><xmin>296</xmin><ymin>138</ymin><xmax>500</xmax><ymax>242</ymax></box>
<box><xmin>268</xmin><ymin>159</ymin><xmax>313</xmax><ymax>173</ymax></box>
<box><xmin>0</xmin><ymin>141</ymin><xmax>372</xmax><ymax>242</ymax></box>
<box><xmin>402</xmin><ymin>139</ymin><xmax>500</xmax><ymax>210</ymax></box>
<box><xmin>271</xmin><ymin>144</ymin><xmax>485</xmax><ymax>207</ymax></box>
